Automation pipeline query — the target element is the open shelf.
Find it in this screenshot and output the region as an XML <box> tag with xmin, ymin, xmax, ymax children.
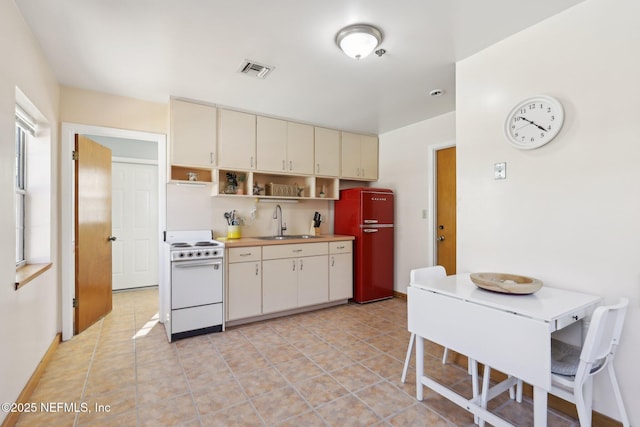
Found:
<box><xmin>170</xmin><ymin>165</ymin><xmax>212</xmax><ymax>183</ymax></box>
<box><xmin>211</xmin><ymin>169</ymin><xmax>338</xmax><ymax>200</ymax></box>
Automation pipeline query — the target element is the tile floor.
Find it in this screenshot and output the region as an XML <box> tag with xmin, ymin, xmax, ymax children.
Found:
<box><xmin>15</xmin><ymin>287</ymin><xmax>579</xmax><ymax>427</ymax></box>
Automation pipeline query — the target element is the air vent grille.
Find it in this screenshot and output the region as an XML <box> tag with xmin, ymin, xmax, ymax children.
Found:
<box><xmin>238</xmin><ymin>60</ymin><xmax>274</xmax><ymax>79</ymax></box>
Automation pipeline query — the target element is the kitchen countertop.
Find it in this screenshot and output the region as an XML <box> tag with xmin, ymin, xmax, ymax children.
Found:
<box><xmin>221</xmin><ymin>234</ymin><xmax>355</xmax><ymax>248</ymax></box>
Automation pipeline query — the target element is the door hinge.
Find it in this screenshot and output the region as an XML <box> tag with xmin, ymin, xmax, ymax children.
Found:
<box><xmin>72</xmin><ymin>150</ymin><xmax>78</xmax><ymax>161</ymax></box>
<box><xmin>72</xmin><ymin>298</ymin><xmax>78</xmax><ymax>308</ymax></box>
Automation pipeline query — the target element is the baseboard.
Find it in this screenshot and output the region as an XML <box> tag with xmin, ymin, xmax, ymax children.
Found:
<box><xmin>393</xmin><ymin>290</ymin><xmax>407</xmax><ymax>301</ymax></box>
<box><xmin>1</xmin><ymin>333</ymin><xmax>61</xmax><ymax>427</ymax></box>
<box><xmin>449</xmin><ymin>352</ymin><xmax>622</xmax><ymax>427</ymax></box>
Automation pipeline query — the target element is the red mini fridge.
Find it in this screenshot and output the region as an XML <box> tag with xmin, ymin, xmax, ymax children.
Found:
<box><xmin>334</xmin><ymin>188</ymin><xmax>394</xmax><ymax>303</ymax></box>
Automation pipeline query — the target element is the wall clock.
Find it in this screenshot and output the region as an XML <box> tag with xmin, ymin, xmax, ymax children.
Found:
<box><xmin>504</xmin><ymin>95</ymin><xmax>564</xmax><ymax>150</ymax></box>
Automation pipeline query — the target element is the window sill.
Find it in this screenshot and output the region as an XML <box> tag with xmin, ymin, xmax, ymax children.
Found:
<box><xmin>15</xmin><ymin>263</ymin><xmax>53</xmax><ymax>291</ymax></box>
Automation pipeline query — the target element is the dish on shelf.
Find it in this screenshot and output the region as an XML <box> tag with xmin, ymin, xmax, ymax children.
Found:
<box><xmin>470</xmin><ymin>272</ymin><xmax>542</xmax><ymax>295</ymax></box>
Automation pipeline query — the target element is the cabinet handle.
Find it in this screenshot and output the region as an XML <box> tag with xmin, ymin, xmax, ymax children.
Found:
<box><xmin>292</xmin><ymin>259</ymin><xmax>296</xmax><ymax>271</ymax></box>
<box><xmin>255</xmin><ymin>263</ymin><xmax>259</xmax><ymax>276</ymax></box>
<box><xmin>362</xmin><ymin>168</ymin><xmax>365</xmax><ymax>177</ymax></box>
<box><xmin>282</xmin><ymin>160</ymin><xmax>286</xmax><ymax>171</ymax></box>
<box><xmin>210</xmin><ymin>152</ymin><xmax>214</xmax><ymax>164</ymax></box>
<box><xmin>331</xmin><ymin>256</ymin><xmax>335</xmax><ymax>267</ymax></box>
<box><xmin>250</xmin><ymin>156</ymin><xmax>254</xmax><ymax>168</ymax></box>
<box><xmin>336</xmin><ymin>245</ymin><xmax>345</xmax><ymax>250</ymax></box>
<box><xmin>293</xmin><ymin>249</ymin><xmax>303</xmax><ymax>253</ymax></box>
<box><xmin>316</xmin><ymin>163</ymin><xmax>320</xmax><ymax>174</ymax></box>
<box><xmin>289</xmin><ymin>160</ymin><xmax>293</xmax><ymax>171</ymax></box>
<box><xmin>300</xmin><ymin>259</ymin><xmax>303</xmax><ymax>271</ymax></box>
<box><xmin>357</xmin><ymin>167</ymin><xmax>361</xmax><ymax>177</ymax></box>
<box><xmin>240</xmin><ymin>252</ymin><xmax>252</xmax><ymax>257</ymax></box>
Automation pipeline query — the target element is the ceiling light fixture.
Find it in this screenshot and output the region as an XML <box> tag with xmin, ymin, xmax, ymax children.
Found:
<box><xmin>336</xmin><ymin>24</ymin><xmax>383</xmax><ymax>60</ymax></box>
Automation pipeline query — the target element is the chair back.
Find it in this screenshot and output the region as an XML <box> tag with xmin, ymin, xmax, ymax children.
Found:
<box><xmin>580</xmin><ymin>298</ymin><xmax>629</xmax><ymax>374</ymax></box>
<box><xmin>410</xmin><ymin>265</ymin><xmax>446</xmax><ymax>282</ymax></box>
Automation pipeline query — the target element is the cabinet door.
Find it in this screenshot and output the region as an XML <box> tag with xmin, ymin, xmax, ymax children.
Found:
<box><xmin>287</xmin><ymin>122</ymin><xmax>314</xmax><ymax>174</ymax></box>
<box><xmin>256</xmin><ymin>116</ymin><xmax>287</xmax><ymax>172</ymax></box>
<box><xmin>298</xmin><ymin>255</ymin><xmax>329</xmax><ymax>307</ymax></box>
<box><xmin>329</xmin><ymin>253</ymin><xmax>353</xmax><ymax>301</ymax></box>
<box><xmin>360</xmin><ymin>135</ymin><xmax>379</xmax><ymax>180</ymax></box>
<box><xmin>314</xmin><ymin>127</ymin><xmax>340</xmax><ymax>177</ymax></box>
<box><xmin>218</xmin><ymin>109</ymin><xmax>256</xmax><ymax>170</ymax></box>
<box><xmin>228</xmin><ymin>261</ymin><xmax>262</xmax><ymax>321</ymax></box>
<box><xmin>170</xmin><ymin>99</ymin><xmax>217</xmax><ymax>167</ymax></box>
<box><xmin>262</xmin><ymin>258</ymin><xmax>298</xmax><ymax>313</ymax></box>
<box><xmin>341</xmin><ymin>131</ymin><xmax>361</xmax><ymax>179</ymax></box>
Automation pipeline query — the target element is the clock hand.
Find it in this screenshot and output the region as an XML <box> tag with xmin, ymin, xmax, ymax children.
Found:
<box><xmin>519</xmin><ymin>117</ymin><xmax>547</xmax><ymax>132</ymax></box>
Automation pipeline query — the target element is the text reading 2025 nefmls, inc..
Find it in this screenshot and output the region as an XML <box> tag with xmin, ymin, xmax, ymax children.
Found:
<box><xmin>2</xmin><ymin>401</ymin><xmax>111</xmax><ymax>414</ymax></box>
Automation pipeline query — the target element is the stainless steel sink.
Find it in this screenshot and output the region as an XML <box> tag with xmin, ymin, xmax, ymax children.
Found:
<box><xmin>257</xmin><ymin>235</ymin><xmax>319</xmax><ymax>240</ymax></box>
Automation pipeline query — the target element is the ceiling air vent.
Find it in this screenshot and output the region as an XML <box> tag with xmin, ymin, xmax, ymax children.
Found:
<box><xmin>238</xmin><ymin>60</ymin><xmax>274</xmax><ymax>79</ymax></box>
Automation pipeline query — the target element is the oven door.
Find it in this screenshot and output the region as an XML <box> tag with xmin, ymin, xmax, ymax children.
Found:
<box><xmin>171</xmin><ymin>258</ymin><xmax>223</xmax><ymax>309</ymax></box>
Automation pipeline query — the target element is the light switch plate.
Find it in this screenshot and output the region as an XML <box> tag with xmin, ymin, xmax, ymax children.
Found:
<box><xmin>494</xmin><ymin>162</ymin><xmax>506</xmax><ymax>180</ymax></box>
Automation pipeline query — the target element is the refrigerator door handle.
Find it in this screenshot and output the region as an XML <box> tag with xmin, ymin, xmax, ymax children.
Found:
<box><xmin>363</xmin><ymin>229</ymin><xmax>379</xmax><ymax>233</ymax></box>
<box><xmin>364</xmin><ymin>219</ymin><xmax>378</xmax><ymax>224</ymax></box>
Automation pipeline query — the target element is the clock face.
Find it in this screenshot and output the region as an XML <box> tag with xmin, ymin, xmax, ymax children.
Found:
<box><xmin>504</xmin><ymin>95</ymin><xmax>564</xmax><ymax>150</ymax></box>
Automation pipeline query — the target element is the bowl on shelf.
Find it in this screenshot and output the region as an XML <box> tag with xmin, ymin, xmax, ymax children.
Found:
<box><xmin>470</xmin><ymin>272</ymin><xmax>542</xmax><ymax>295</ymax></box>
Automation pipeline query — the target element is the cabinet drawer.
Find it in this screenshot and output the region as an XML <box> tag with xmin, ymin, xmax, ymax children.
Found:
<box><xmin>263</xmin><ymin>242</ymin><xmax>328</xmax><ymax>260</ymax></box>
<box><xmin>228</xmin><ymin>247</ymin><xmax>261</xmax><ymax>263</ymax></box>
<box><xmin>329</xmin><ymin>241</ymin><xmax>352</xmax><ymax>254</ymax></box>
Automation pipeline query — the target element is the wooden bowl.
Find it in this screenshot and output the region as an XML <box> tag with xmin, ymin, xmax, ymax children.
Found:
<box><xmin>470</xmin><ymin>272</ymin><xmax>543</xmax><ymax>294</ymax></box>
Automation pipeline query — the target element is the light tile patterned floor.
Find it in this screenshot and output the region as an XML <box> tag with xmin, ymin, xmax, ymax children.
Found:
<box><xmin>15</xmin><ymin>287</ymin><xmax>579</xmax><ymax>427</ymax></box>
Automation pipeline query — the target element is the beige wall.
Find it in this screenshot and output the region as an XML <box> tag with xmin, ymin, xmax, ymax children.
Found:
<box><xmin>457</xmin><ymin>0</ymin><xmax>639</xmax><ymax>422</ymax></box>
<box><xmin>0</xmin><ymin>0</ymin><xmax>60</xmax><ymax>422</ymax></box>
<box><xmin>60</xmin><ymin>86</ymin><xmax>168</xmax><ymax>134</ymax></box>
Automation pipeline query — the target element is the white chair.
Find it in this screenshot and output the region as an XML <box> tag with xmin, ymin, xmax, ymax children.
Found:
<box><xmin>479</xmin><ymin>298</ymin><xmax>630</xmax><ymax>427</ymax></box>
<box><xmin>401</xmin><ymin>265</ymin><xmax>447</xmax><ymax>383</ymax></box>
<box><xmin>549</xmin><ymin>297</ymin><xmax>630</xmax><ymax>427</ymax></box>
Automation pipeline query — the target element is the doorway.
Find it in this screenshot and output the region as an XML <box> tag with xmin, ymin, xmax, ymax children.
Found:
<box><xmin>435</xmin><ymin>146</ymin><xmax>456</xmax><ymax>274</ymax></box>
<box><xmin>61</xmin><ymin>123</ymin><xmax>167</xmax><ymax>341</ymax></box>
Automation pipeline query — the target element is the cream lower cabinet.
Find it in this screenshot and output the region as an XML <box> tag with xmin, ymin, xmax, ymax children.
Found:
<box><xmin>329</xmin><ymin>241</ymin><xmax>353</xmax><ymax>301</ymax></box>
<box><xmin>262</xmin><ymin>243</ymin><xmax>328</xmax><ymax>314</ymax></box>
<box><xmin>227</xmin><ymin>247</ymin><xmax>262</xmax><ymax>321</ymax></box>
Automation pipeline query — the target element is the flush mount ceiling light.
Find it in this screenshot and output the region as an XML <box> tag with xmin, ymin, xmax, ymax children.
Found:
<box><xmin>336</xmin><ymin>24</ymin><xmax>383</xmax><ymax>60</ymax></box>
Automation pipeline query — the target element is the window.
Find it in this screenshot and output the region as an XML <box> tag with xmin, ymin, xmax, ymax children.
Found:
<box><xmin>15</xmin><ymin>106</ymin><xmax>35</xmax><ymax>267</ymax></box>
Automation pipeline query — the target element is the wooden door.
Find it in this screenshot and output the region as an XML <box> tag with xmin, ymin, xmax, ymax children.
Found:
<box><xmin>75</xmin><ymin>135</ymin><xmax>113</xmax><ymax>334</ymax></box>
<box><xmin>436</xmin><ymin>146</ymin><xmax>456</xmax><ymax>274</ymax></box>
<box><xmin>111</xmin><ymin>162</ymin><xmax>158</xmax><ymax>290</ymax></box>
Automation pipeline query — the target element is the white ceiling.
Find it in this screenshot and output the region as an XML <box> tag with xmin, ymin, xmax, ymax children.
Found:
<box><xmin>16</xmin><ymin>0</ymin><xmax>585</xmax><ymax>134</ymax></box>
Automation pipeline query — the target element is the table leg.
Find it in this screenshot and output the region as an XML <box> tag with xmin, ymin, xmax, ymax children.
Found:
<box><xmin>533</xmin><ymin>386</ymin><xmax>548</xmax><ymax>427</ymax></box>
<box><xmin>416</xmin><ymin>335</ymin><xmax>424</xmax><ymax>401</ymax></box>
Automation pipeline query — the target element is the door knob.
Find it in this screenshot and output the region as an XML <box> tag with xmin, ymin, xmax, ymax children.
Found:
<box><xmin>108</xmin><ymin>236</ymin><xmax>117</xmax><ymax>242</ymax></box>
<box><xmin>437</xmin><ymin>235</ymin><xmax>445</xmax><ymax>242</ymax></box>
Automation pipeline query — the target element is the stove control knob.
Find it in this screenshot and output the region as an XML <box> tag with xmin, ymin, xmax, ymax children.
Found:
<box><xmin>187</xmin><ymin>252</ymin><xmax>194</xmax><ymax>257</ymax></box>
<box><xmin>196</xmin><ymin>251</ymin><xmax>202</xmax><ymax>257</ymax></box>
<box><xmin>204</xmin><ymin>251</ymin><xmax>210</xmax><ymax>256</ymax></box>
<box><xmin>178</xmin><ymin>252</ymin><xmax>185</xmax><ymax>258</ymax></box>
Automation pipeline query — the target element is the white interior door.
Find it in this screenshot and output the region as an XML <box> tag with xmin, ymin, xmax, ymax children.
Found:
<box><xmin>112</xmin><ymin>161</ymin><xmax>159</xmax><ymax>290</ymax></box>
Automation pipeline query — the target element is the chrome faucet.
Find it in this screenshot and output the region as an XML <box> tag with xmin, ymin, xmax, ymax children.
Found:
<box><xmin>273</xmin><ymin>204</ymin><xmax>287</xmax><ymax>237</ymax></box>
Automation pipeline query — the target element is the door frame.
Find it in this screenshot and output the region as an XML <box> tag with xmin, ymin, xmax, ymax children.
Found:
<box><xmin>61</xmin><ymin>123</ymin><xmax>167</xmax><ymax>341</ymax></box>
<box><xmin>427</xmin><ymin>140</ymin><xmax>456</xmax><ymax>266</ymax></box>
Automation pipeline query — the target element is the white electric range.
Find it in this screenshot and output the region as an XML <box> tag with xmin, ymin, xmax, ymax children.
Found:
<box><xmin>161</xmin><ymin>230</ymin><xmax>225</xmax><ymax>342</ymax></box>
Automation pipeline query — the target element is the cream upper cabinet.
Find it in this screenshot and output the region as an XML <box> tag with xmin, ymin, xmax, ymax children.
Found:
<box><xmin>256</xmin><ymin>116</ymin><xmax>287</xmax><ymax>172</ymax></box>
<box><xmin>287</xmin><ymin>122</ymin><xmax>314</xmax><ymax>174</ymax></box>
<box><xmin>170</xmin><ymin>99</ymin><xmax>217</xmax><ymax>167</ymax></box>
<box><xmin>314</xmin><ymin>127</ymin><xmax>340</xmax><ymax>177</ymax></box>
<box><xmin>257</xmin><ymin>116</ymin><xmax>314</xmax><ymax>174</ymax></box>
<box><xmin>217</xmin><ymin>109</ymin><xmax>256</xmax><ymax>170</ymax></box>
<box><xmin>341</xmin><ymin>132</ymin><xmax>379</xmax><ymax>180</ymax></box>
